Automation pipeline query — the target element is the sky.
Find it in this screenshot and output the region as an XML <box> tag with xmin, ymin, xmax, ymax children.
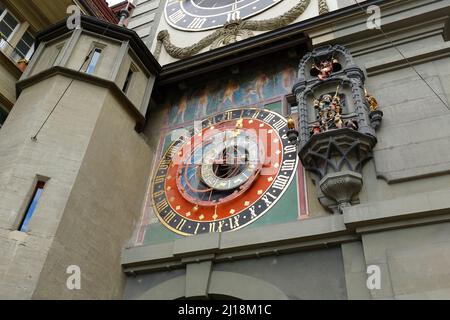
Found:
<box><xmin>106</xmin><ymin>0</ymin><xmax>128</xmax><ymax>6</ymax></box>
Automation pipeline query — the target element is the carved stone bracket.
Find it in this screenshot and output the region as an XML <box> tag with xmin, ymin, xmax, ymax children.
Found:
<box><xmin>154</xmin><ymin>0</ymin><xmax>312</xmax><ymax>60</ymax></box>
<box><xmin>299</xmin><ymin>129</ymin><xmax>377</xmax><ymax>213</ymax></box>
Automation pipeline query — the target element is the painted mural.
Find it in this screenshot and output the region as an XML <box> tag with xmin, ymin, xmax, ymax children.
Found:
<box><xmin>133</xmin><ymin>58</ymin><xmax>308</xmax><ymax>247</ymax></box>
<box><xmin>166</xmin><ymin>60</ymin><xmax>298</xmax><ymax>127</ymax></box>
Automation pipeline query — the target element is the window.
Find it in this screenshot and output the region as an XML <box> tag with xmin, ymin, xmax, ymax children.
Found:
<box><xmin>122</xmin><ymin>68</ymin><xmax>134</xmax><ymax>93</ymax></box>
<box><xmin>18</xmin><ymin>181</ymin><xmax>46</xmax><ymax>233</ymax></box>
<box><xmin>0</xmin><ymin>9</ymin><xmax>19</xmax><ymax>49</ymax></box>
<box><xmin>0</xmin><ymin>103</ymin><xmax>8</xmax><ymax>128</ymax></box>
<box><xmin>11</xmin><ymin>31</ymin><xmax>35</xmax><ymax>61</ymax></box>
<box><xmin>83</xmin><ymin>48</ymin><xmax>102</xmax><ymax>75</ymax></box>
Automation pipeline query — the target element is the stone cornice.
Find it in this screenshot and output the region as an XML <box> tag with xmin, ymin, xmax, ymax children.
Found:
<box><xmin>122</xmin><ymin>186</ymin><xmax>450</xmax><ymax>274</ymax></box>
<box><xmin>35</xmin><ymin>15</ymin><xmax>161</xmax><ymax>75</ymax></box>
<box><xmin>16</xmin><ymin>66</ymin><xmax>146</xmax><ymax>129</ymax></box>
<box><xmin>154</xmin><ymin>0</ymin><xmax>312</xmax><ymax>60</ymax></box>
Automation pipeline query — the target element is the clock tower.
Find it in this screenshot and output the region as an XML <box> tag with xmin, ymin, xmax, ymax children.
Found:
<box><xmin>122</xmin><ymin>0</ymin><xmax>450</xmax><ymax>301</ymax></box>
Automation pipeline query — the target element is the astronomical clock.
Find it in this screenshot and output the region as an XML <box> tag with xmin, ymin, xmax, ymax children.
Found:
<box><xmin>151</xmin><ymin>108</ymin><xmax>299</xmax><ymax>236</ymax></box>
<box><xmin>165</xmin><ymin>0</ymin><xmax>284</xmax><ymax>31</ymax></box>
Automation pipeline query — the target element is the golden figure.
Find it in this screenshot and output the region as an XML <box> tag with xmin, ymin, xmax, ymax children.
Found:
<box><xmin>365</xmin><ymin>88</ymin><xmax>379</xmax><ymax>112</ymax></box>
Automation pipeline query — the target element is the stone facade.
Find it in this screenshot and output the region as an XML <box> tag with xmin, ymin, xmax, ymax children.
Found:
<box><xmin>123</xmin><ymin>0</ymin><xmax>450</xmax><ymax>300</ymax></box>
<box><xmin>1</xmin><ymin>0</ymin><xmax>450</xmax><ymax>300</ymax></box>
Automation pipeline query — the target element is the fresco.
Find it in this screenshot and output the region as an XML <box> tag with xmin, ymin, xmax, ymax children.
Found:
<box><xmin>131</xmin><ymin>59</ymin><xmax>308</xmax><ymax>247</ymax></box>
<box><xmin>167</xmin><ymin>61</ymin><xmax>298</xmax><ymax>127</ymax></box>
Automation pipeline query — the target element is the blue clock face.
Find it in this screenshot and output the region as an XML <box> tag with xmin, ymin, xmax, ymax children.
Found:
<box><xmin>165</xmin><ymin>0</ymin><xmax>284</xmax><ymax>32</ymax></box>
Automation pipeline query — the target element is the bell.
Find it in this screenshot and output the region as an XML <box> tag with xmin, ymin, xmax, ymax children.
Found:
<box><xmin>310</xmin><ymin>63</ymin><xmax>320</xmax><ymax>77</ymax></box>
<box><xmin>287</xmin><ymin>117</ymin><xmax>296</xmax><ymax>130</ymax></box>
<box><xmin>332</xmin><ymin>58</ymin><xmax>342</xmax><ymax>72</ymax></box>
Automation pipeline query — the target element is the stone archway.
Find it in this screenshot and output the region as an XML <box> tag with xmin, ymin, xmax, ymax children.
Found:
<box><xmin>138</xmin><ymin>271</ymin><xmax>288</xmax><ymax>300</ymax></box>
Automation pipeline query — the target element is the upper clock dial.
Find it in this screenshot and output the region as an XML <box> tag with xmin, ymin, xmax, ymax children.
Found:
<box><xmin>165</xmin><ymin>0</ymin><xmax>284</xmax><ymax>32</ymax></box>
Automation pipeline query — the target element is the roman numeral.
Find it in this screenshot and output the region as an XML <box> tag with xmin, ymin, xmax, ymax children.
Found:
<box><xmin>188</xmin><ymin>17</ymin><xmax>206</xmax><ymax>29</ymax></box>
<box><xmin>153</xmin><ymin>190</ymin><xmax>165</xmax><ymax>199</ymax></box>
<box><xmin>225</xmin><ymin>111</ymin><xmax>233</xmax><ymax>121</ymax></box>
<box><xmin>166</xmin><ymin>145</ymin><xmax>178</xmax><ymax>158</ymax></box>
<box><xmin>264</xmin><ymin>114</ymin><xmax>275</xmax><ymax>123</ymax></box>
<box><xmin>252</xmin><ymin>111</ymin><xmax>260</xmax><ymax>119</ymax></box>
<box><xmin>229</xmin><ymin>215</ymin><xmax>241</xmax><ymax>230</ymax></box>
<box><xmin>154</xmin><ymin>175</ymin><xmax>165</xmax><ymax>184</ymax></box>
<box><xmin>284</xmin><ymin>145</ymin><xmax>297</xmax><ymax>154</ymax></box>
<box><xmin>176</xmin><ymin>219</ymin><xmax>187</xmax><ymax>231</ymax></box>
<box><xmin>273</xmin><ymin>175</ymin><xmax>290</xmax><ymax>190</ymax></box>
<box><xmin>164</xmin><ymin>211</ymin><xmax>176</xmax><ymax>223</ymax></box>
<box><xmin>209</xmin><ymin>222</ymin><xmax>216</xmax><ymax>233</ymax></box>
<box><xmin>261</xmin><ymin>192</ymin><xmax>277</xmax><ymax>207</ymax></box>
<box><xmin>250</xmin><ymin>206</ymin><xmax>257</xmax><ymax>219</ymax></box>
<box><xmin>216</xmin><ymin>221</ymin><xmax>226</xmax><ymax>233</ymax></box>
<box><xmin>281</xmin><ymin>159</ymin><xmax>296</xmax><ymax>171</ymax></box>
<box><xmin>227</xmin><ymin>10</ymin><xmax>240</xmax><ymax>22</ymax></box>
<box><xmin>159</xmin><ymin>158</ymin><xmax>172</xmax><ymax>170</ymax></box>
<box><xmin>169</xmin><ymin>10</ymin><xmax>185</xmax><ymax>24</ymax></box>
<box><xmin>156</xmin><ymin>199</ymin><xmax>169</xmax><ymax>212</ymax></box>
<box><xmin>273</xmin><ymin>119</ymin><xmax>286</xmax><ymax>131</ymax></box>
<box><xmin>194</xmin><ymin>223</ymin><xmax>200</xmax><ymax>235</ymax></box>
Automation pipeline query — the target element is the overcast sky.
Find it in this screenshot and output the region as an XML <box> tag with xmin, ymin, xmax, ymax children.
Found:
<box><xmin>106</xmin><ymin>0</ymin><xmax>128</xmax><ymax>6</ymax></box>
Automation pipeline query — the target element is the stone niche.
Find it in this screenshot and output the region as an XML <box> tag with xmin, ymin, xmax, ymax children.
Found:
<box><xmin>292</xmin><ymin>45</ymin><xmax>383</xmax><ymax>214</ymax></box>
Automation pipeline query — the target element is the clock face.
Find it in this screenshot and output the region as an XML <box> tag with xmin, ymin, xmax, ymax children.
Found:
<box><xmin>165</xmin><ymin>0</ymin><xmax>284</xmax><ymax>32</ymax></box>
<box><xmin>152</xmin><ymin>108</ymin><xmax>298</xmax><ymax>236</ymax></box>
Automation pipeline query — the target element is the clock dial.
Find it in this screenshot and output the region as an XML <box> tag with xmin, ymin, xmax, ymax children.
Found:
<box><xmin>151</xmin><ymin>108</ymin><xmax>298</xmax><ymax>236</ymax></box>
<box><xmin>165</xmin><ymin>0</ymin><xmax>284</xmax><ymax>32</ymax></box>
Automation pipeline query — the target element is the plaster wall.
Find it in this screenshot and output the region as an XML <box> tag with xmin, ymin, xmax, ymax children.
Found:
<box><xmin>32</xmin><ymin>91</ymin><xmax>152</xmax><ymax>299</ymax></box>
<box><xmin>0</xmin><ymin>75</ymin><xmax>105</xmax><ymax>299</ymax></box>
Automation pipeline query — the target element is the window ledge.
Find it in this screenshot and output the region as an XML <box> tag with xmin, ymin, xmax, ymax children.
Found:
<box><xmin>0</xmin><ymin>49</ymin><xmax>22</xmax><ymax>78</ymax></box>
